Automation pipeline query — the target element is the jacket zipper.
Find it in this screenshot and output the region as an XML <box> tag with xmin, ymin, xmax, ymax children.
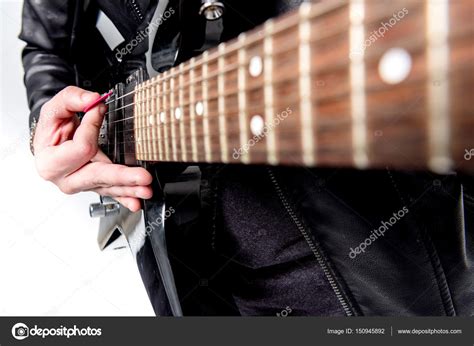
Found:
<box><xmin>267</xmin><ymin>168</ymin><xmax>354</xmax><ymax>316</ymax></box>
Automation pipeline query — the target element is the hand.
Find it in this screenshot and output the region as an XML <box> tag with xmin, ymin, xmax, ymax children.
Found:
<box><xmin>33</xmin><ymin>86</ymin><xmax>153</xmax><ymax>212</ymax></box>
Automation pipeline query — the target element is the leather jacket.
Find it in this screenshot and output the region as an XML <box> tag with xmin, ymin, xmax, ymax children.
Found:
<box><xmin>20</xmin><ymin>0</ymin><xmax>474</xmax><ymax>316</ymax></box>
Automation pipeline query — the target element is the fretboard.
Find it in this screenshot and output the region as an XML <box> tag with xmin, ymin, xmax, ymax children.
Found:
<box><xmin>130</xmin><ymin>0</ymin><xmax>473</xmax><ymax>173</ymax></box>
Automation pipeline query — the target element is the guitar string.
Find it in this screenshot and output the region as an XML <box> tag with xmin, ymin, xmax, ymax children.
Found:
<box><xmin>107</xmin><ymin>74</ymin><xmax>425</xmax><ymax>137</ymax></box>
<box><xmin>104</xmin><ymin>50</ymin><xmax>297</xmax><ymax>119</ymax></box>
<box><xmin>102</xmin><ymin>3</ymin><xmax>430</xmax><ymax>150</ymax></box>
<box><xmin>110</xmin><ymin>90</ymin><xmax>304</xmax><ymax>133</ymax></box>
<box><xmin>106</xmin><ymin>73</ymin><xmax>302</xmax><ymax>125</ymax></box>
<box><xmin>105</xmin><ymin>58</ymin><xmax>361</xmax><ymax>126</ymax></box>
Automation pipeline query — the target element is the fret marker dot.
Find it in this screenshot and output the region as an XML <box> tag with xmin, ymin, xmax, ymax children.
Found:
<box><xmin>148</xmin><ymin>115</ymin><xmax>155</xmax><ymax>125</ymax></box>
<box><xmin>249</xmin><ymin>56</ymin><xmax>263</xmax><ymax>77</ymax></box>
<box><xmin>195</xmin><ymin>102</ymin><xmax>204</xmax><ymax>116</ymax></box>
<box><xmin>175</xmin><ymin>107</ymin><xmax>182</xmax><ymax>120</ymax></box>
<box><xmin>160</xmin><ymin>112</ymin><xmax>166</xmax><ymax>123</ymax></box>
<box><xmin>378</xmin><ymin>48</ymin><xmax>412</xmax><ymax>85</ymax></box>
<box><xmin>250</xmin><ymin>115</ymin><xmax>265</xmax><ymax>136</ymax></box>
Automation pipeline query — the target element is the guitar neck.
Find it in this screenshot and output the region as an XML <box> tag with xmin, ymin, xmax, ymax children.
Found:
<box><xmin>127</xmin><ymin>0</ymin><xmax>473</xmax><ymax>173</ymax></box>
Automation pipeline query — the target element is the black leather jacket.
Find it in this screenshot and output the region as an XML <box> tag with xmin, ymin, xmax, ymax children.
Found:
<box><xmin>20</xmin><ymin>0</ymin><xmax>474</xmax><ymax>316</ymax></box>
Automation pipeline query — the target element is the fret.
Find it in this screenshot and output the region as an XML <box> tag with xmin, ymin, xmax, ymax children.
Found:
<box><xmin>138</xmin><ymin>84</ymin><xmax>145</xmax><ymax>159</ymax></box>
<box><xmin>139</xmin><ymin>83</ymin><xmax>144</xmax><ymax>160</ymax></box>
<box><xmin>306</xmin><ymin>3</ymin><xmax>352</xmax><ymax>166</ymax></box>
<box><xmin>194</xmin><ymin>57</ymin><xmax>206</xmax><ymax>162</ymax></box>
<box><xmin>169</xmin><ymin>75</ymin><xmax>177</xmax><ymax>161</ymax></box>
<box><xmin>202</xmin><ymin>51</ymin><xmax>212</xmax><ymax>162</ymax></box>
<box><xmin>206</xmin><ymin>52</ymin><xmax>221</xmax><ymax>162</ymax></box>
<box><xmin>189</xmin><ymin>58</ymin><xmax>198</xmax><ymax>162</ymax></box>
<box><xmin>162</xmin><ymin>72</ymin><xmax>171</xmax><ymax>161</ymax></box>
<box><xmin>272</xmin><ymin>16</ymin><xmax>302</xmax><ymax>164</ymax></box>
<box><xmin>299</xmin><ymin>3</ymin><xmax>315</xmax><ymax>166</ymax></box>
<box><xmin>143</xmin><ymin>83</ymin><xmax>148</xmax><ymax>160</ymax></box>
<box><xmin>224</xmin><ymin>50</ymin><xmax>241</xmax><ymax>162</ymax></box>
<box><xmin>218</xmin><ymin>43</ymin><xmax>229</xmax><ymax>163</ymax></box>
<box><xmin>152</xmin><ymin>81</ymin><xmax>159</xmax><ymax>161</ymax></box>
<box><xmin>349</xmin><ymin>0</ymin><xmax>368</xmax><ymax>169</ymax></box>
<box><xmin>178</xmin><ymin>64</ymin><xmax>187</xmax><ymax>162</ymax></box>
<box><xmin>142</xmin><ymin>81</ymin><xmax>148</xmax><ymax>161</ymax></box>
<box><xmin>172</xmin><ymin>71</ymin><xmax>181</xmax><ymax>161</ymax></box>
<box><xmin>237</xmin><ymin>33</ymin><xmax>250</xmax><ymax>163</ymax></box>
<box><xmin>145</xmin><ymin>80</ymin><xmax>153</xmax><ymax>160</ymax></box>
<box><xmin>150</xmin><ymin>82</ymin><xmax>158</xmax><ymax>161</ymax></box>
<box><xmin>365</xmin><ymin>1</ymin><xmax>426</xmax><ymax>169</ymax></box>
<box><xmin>134</xmin><ymin>85</ymin><xmax>141</xmax><ymax>158</ymax></box>
<box><xmin>156</xmin><ymin>77</ymin><xmax>163</xmax><ymax>161</ymax></box>
<box><xmin>142</xmin><ymin>81</ymin><xmax>148</xmax><ymax>160</ymax></box>
<box><xmin>264</xmin><ymin>20</ymin><xmax>277</xmax><ymax>165</ymax></box>
<box><xmin>246</xmin><ymin>34</ymin><xmax>267</xmax><ymax>163</ymax></box>
<box><xmin>426</xmin><ymin>0</ymin><xmax>451</xmax><ymax>173</ymax></box>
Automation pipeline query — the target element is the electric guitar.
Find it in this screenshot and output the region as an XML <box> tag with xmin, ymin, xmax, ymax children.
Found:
<box><xmin>92</xmin><ymin>0</ymin><xmax>474</xmax><ymax>316</ymax></box>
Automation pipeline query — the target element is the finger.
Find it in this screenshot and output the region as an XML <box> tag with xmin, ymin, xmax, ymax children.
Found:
<box><xmin>35</xmin><ymin>91</ymin><xmax>105</xmax><ymax>157</ymax></box>
<box><xmin>72</xmin><ymin>102</ymin><xmax>106</xmax><ymax>147</ymax></box>
<box><xmin>62</xmin><ymin>161</ymin><xmax>153</xmax><ymax>193</ymax></box>
<box><xmin>40</xmin><ymin>86</ymin><xmax>100</xmax><ymax>123</ymax></box>
<box><xmin>91</xmin><ymin>185</ymin><xmax>153</xmax><ymax>199</ymax></box>
<box><xmin>114</xmin><ymin>197</ymin><xmax>142</xmax><ymax>212</ymax></box>
<box><xmin>34</xmin><ymin>112</ymin><xmax>80</xmax><ymax>152</ymax></box>
<box><xmin>36</xmin><ymin>103</ymin><xmax>108</xmax><ymax>176</ymax></box>
<box><xmin>35</xmin><ymin>137</ymin><xmax>100</xmax><ymax>183</ymax></box>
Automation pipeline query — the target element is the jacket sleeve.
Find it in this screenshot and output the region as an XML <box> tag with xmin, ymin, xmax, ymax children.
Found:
<box><xmin>19</xmin><ymin>0</ymin><xmax>78</xmax><ymax>149</ymax></box>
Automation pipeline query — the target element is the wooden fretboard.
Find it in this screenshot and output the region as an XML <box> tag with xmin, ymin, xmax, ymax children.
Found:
<box><xmin>130</xmin><ymin>0</ymin><xmax>473</xmax><ymax>173</ymax></box>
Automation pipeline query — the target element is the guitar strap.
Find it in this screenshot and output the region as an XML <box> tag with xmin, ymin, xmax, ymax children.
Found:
<box><xmin>145</xmin><ymin>0</ymin><xmax>170</xmax><ymax>78</ymax></box>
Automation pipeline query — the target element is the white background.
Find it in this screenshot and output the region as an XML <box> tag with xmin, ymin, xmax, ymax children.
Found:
<box><xmin>0</xmin><ymin>0</ymin><xmax>154</xmax><ymax>316</ymax></box>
